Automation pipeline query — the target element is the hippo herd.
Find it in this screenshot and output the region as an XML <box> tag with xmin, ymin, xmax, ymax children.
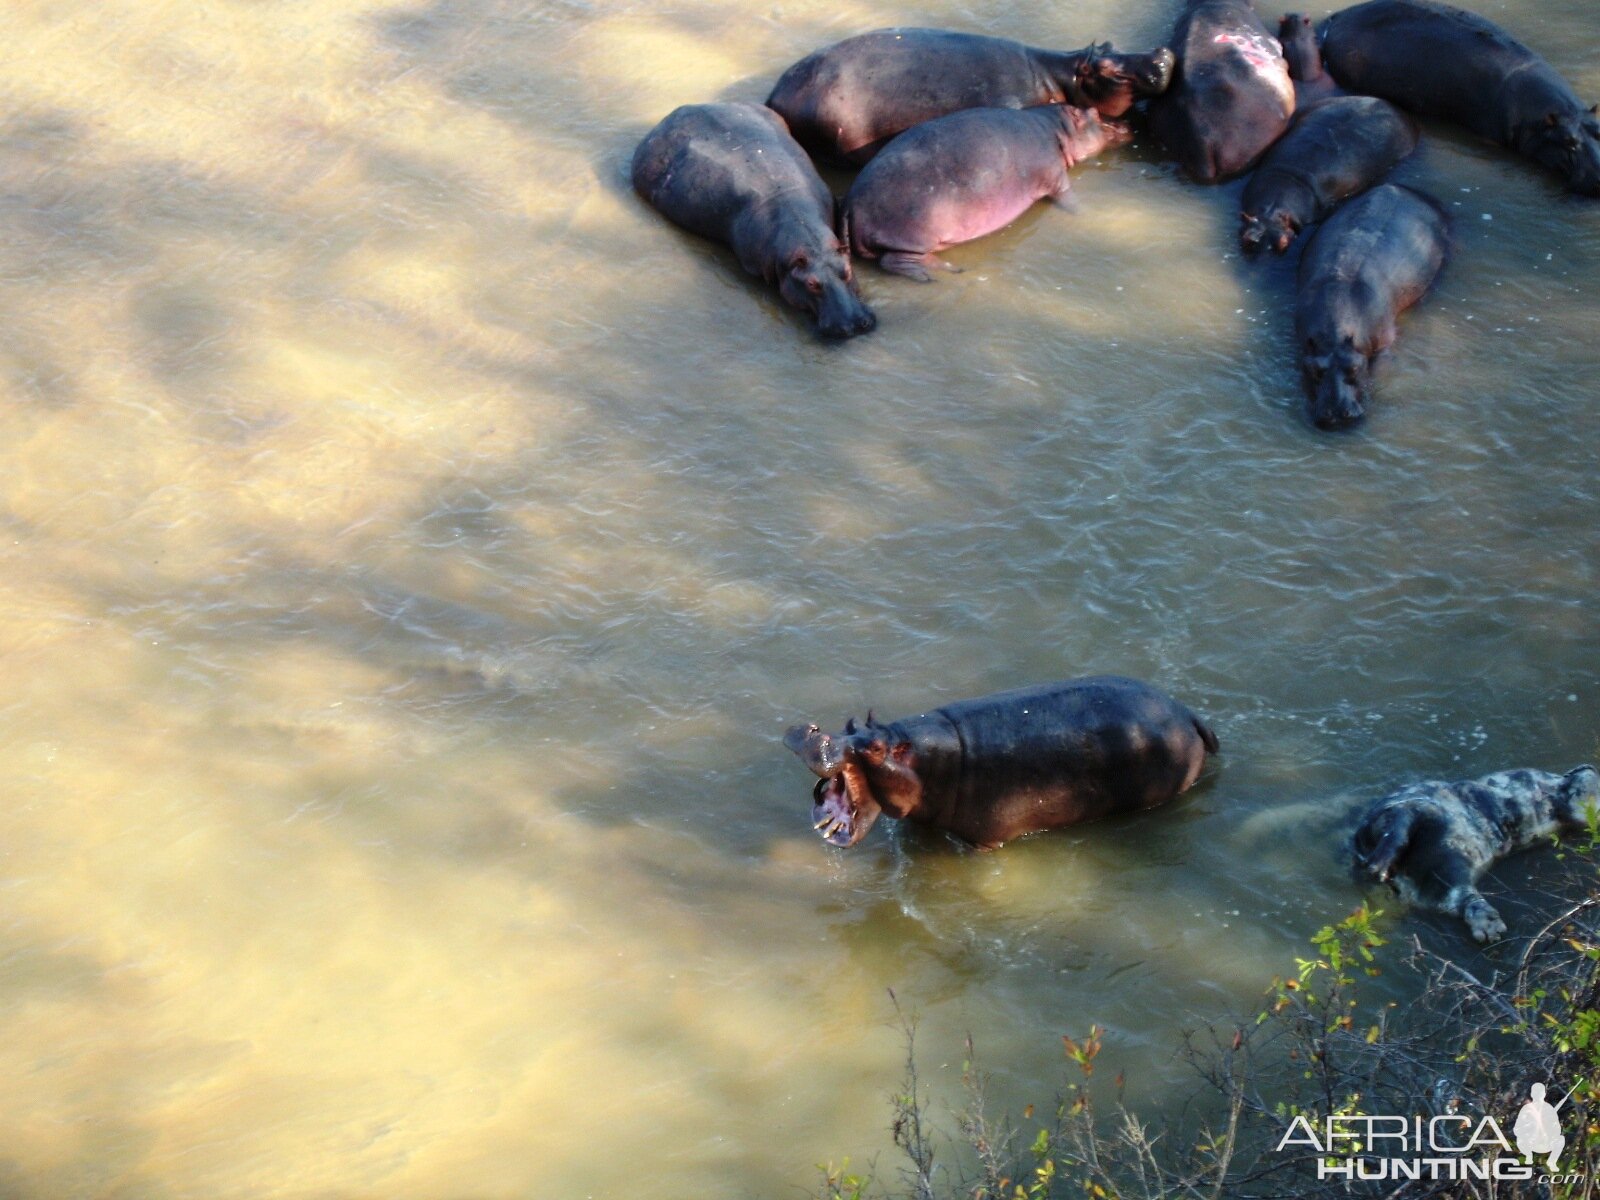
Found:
<box><xmin>634</xmin><ymin>0</ymin><xmax>1600</xmax><ymax>945</ymax></box>
<box><xmin>634</xmin><ymin>0</ymin><xmax>1600</xmax><ymax>429</ymax></box>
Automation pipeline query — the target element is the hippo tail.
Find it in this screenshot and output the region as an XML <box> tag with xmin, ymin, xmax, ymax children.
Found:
<box><xmin>1194</xmin><ymin>715</ymin><xmax>1220</xmax><ymax>756</ymax></box>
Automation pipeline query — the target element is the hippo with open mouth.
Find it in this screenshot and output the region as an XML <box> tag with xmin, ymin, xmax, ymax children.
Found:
<box><xmin>784</xmin><ymin>676</ymin><xmax>1219</xmax><ymax>849</ymax></box>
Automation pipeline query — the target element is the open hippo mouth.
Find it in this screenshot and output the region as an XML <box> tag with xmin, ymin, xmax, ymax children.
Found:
<box><xmin>786</xmin><ymin>722</ymin><xmax>884</xmax><ymax>847</ymax></box>
<box><xmin>811</xmin><ymin>763</ymin><xmax>881</xmax><ymax>847</ymax></box>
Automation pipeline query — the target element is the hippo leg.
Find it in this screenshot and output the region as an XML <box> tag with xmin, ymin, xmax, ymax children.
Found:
<box><xmin>879</xmin><ymin>250</ymin><xmax>961</xmax><ymax>282</ymax></box>
<box><xmin>1046</xmin><ymin>185</ymin><xmax>1080</xmax><ymax>213</ymax></box>
<box><xmin>1433</xmin><ymin>864</ymin><xmax>1504</xmax><ymax>947</ymax></box>
<box><xmin>1460</xmin><ymin>893</ymin><xmax>1508</xmax><ymax>944</ymax></box>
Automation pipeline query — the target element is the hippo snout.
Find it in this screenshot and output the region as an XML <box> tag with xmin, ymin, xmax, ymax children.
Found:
<box><xmin>784</xmin><ymin>724</ymin><xmax>846</xmax><ymax>775</ymax></box>
<box><xmin>815</xmin><ymin>282</ymin><xmax>878</xmax><ymax>340</ymax></box>
<box><xmin>1240</xmin><ymin>216</ymin><xmax>1268</xmax><ymax>255</ymax></box>
<box><xmin>1570</xmin><ymin>137</ymin><xmax>1600</xmax><ymax>196</ymax></box>
<box><xmin>1142</xmin><ymin>47</ymin><xmax>1178</xmax><ymax>94</ymax></box>
<box><xmin>1311</xmin><ymin>384</ymin><xmax>1367</xmax><ymax>430</ymax></box>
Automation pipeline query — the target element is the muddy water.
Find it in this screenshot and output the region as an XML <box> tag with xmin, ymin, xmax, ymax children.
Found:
<box><xmin>1</xmin><ymin>0</ymin><xmax>1597</xmax><ymax>1195</ymax></box>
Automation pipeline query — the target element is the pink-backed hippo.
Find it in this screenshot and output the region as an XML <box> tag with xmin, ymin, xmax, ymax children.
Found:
<box><xmin>1295</xmin><ymin>184</ymin><xmax>1448</xmax><ymax>430</ymax></box>
<box><xmin>1320</xmin><ymin>0</ymin><xmax>1600</xmax><ymax>196</ymax></box>
<box><xmin>841</xmin><ymin>104</ymin><xmax>1131</xmax><ymax>281</ymax></box>
<box><xmin>631</xmin><ymin>103</ymin><xmax>876</xmax><ymax>339</ymax></box>
<box><xmin>1240</xmin><ymin>96</ymin><xmax>1417</xmax><ymax>255</ymax></box>
<box><xmin>1148</xmin><ymin>0</ymin><xmax>1296</xmax><ymax>182</ymax></box>
<box><xmin>766</xmin><ymin>28</ymin><xmax>1174</xmax><ymax>165</ymax></box>
<box><xmin>785</xmin><ymin>676</ymin><xmax>1219</xmax><ymax>850</ymax></box>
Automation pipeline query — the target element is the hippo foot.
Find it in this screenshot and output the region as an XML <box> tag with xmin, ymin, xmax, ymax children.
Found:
<box><xmin>880</xmin><ymin>251</ymin><xmax>958</xmax><ymax>282</ymax></box>
<box><xmin>1464</xmin><ymin>898</ymin><xmax>1507</xmax><ymax>944</ymax></box>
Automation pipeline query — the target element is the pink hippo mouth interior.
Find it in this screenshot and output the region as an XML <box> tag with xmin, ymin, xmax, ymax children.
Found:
<box><xmin>811</xmin><ymin>767</ymin><xmax>881</xmax><ymax>847</ymax></box>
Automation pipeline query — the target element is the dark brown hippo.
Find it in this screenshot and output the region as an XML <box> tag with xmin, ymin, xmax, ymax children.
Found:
<box><xmin>765</xmin><ymin>28</ymin><xmax>1174</xmax><ymax>165</ymax></box>
<box><xmin>1320</xmin><ymin>0</ymin><xmax>1600</xmax><ymax>196</ymax></box>
<box><xmin>1295</xmin><ymin>184</ymin><xmax>1448</xmax><ymax>430</ymax></box>
<box><xmin>784</xmin><ymin>676</ymin><xmax>1219</xmax><ymax>850</ymax></box>
<box><xmin>1278</xmin><ymin>12</ymin><xmax>1342</xmax><ymax>106</ymax></box>
<box><xmin>1148</xmin><ymin>0</ymin><xmax>1296</xmax><ymax>183</ymax></box>
<box><xmin>842</xmin><ymin>104</ymin><xmax>1131</xmax><ymax>281</ymax></box>
<box><xmin>1240</xmin><ymin>96</ymin><xmax>1417</xmax><ymax>255</ymax></box>
<box><xmin>631</xmin><ymin>103</ymin><xmax>876</xmax><ymax>339</ymax></box>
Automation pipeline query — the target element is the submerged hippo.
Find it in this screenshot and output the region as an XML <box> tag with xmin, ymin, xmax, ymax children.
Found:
<box><xmin>1240</xmin><ymin>96</ymin><xmax>1417</xmax><ymax>255</ymax></box>
<box><xmin>1278</xmin><ymin>12</ymin><xmax>1342</xmax><ymax>106</ymax></box>
<box><xmin>1295</xmin><ymin>183</ymin><xmax>1448</xmax><ymax>430</ymax></box>
<box><xmin>1351</xmin><ymin>765</ymin><xmax>1600</xmax><ymax>942</ymax></box>
<box><xmin>842</xmin><ymin>104</ymin><xmax>1131</xmax><ymax>281</ymax></box>
<box><xmin>766</xmin><ymin>28</ymin><xmax>1174</xmax><ymax>165</ymax></box>
<box><xmin>784</xmin><ymin>676</ymin><xmax>1219</xmax><ymax>849</ymax></box>
<box><xmin>1320</xmin><ymin>0</ymin><xmax>1600</xmax><ymax>196</ymax></box>
<box><xmin>1148</xmin><ymin>0</ymin><xmax>1296</xmax><ymax>183</ymax></box>
<box><xmin>631</xmin><ymin>103</ymin><xmax>876</xmax><ymax>339</ymax></box>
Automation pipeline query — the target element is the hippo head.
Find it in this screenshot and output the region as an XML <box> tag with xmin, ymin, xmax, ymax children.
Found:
<box><xmin>1350</xmin><ymin>807</ymin><xmax>1402</xmax><ymax>883</ymax></box>
<box><xmin>1558</xmin><ymin>764</ymin><xmax>1600</xmax><ymax>827</ymax></box>
<box><xmin>1240</xmin><ymin>208</ymin><xmax>1299</xmax><ymax>256</ymax></box>
<box><xmin>1056</xmin><ymin>105</ymin><xmax>1134</xmax><ymax>165</ymax></box>
<box><xmin>1277</xmin><ymin>13</ymin><xmax>1321</xmax><ymax>82</ymax></box>
<box><xmin>1075</xmin><ymin>44</ymin><xmax>1177</xmax><ymax>117</ymax></box>
<box><xmin>1302</xmin><ymin>334</ymin><xmax>1369</xmax><ymax>430</ymax></box>
<box><xmin>1522</xmin><ymin>108</ymin><xmax>1600</xmax><ymax>197</ymax></box>
<box><xmin>784</xmin><ymin>716</ymin><xmax>917</xmax><ymax>847</ymax></box>
<box><xmin>779</xmin><ymin>239</ymin><xmax>877</xmax><ymax>340</ymax></box>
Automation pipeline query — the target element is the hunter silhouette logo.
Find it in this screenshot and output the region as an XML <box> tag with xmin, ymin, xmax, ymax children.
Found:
<box><xmin>1513</xmin><ymin>1082</ymin><xmax>1572</xmax><ymax>1171</ymax></box>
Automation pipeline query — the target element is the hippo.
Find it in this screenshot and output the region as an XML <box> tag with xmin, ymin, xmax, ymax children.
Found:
<box><xmin>1320</xmin><ymin>0</ymin><xmax>1600</xmax><ymax>196</ymax></box>
<box><xmin>1240</xmin><ymin>96</ymin><xmax>1417</xmax><ymax>255</ymax></box>
<box><xmin>1148</xmin><ymin>0</ymin><xmax>1296</xmax><ymax>183</ymax></box>
<box><xmin>631</xmin><ymin>103</ymin><xmax>875</xmax><ymax>339</ymax></box>
<box><xmin>1295</xmin><ymin>184</ymin><xmax>1447</xmax><ymax>430</ymax></box>
<box><xmin>1351</xmin><ymin>765</ymin><xmax>1600</xmax><ymax>942</ymax></box>
<box><xmin>842</xmin><ymin>104</ymin><xmax>1131</xmax><ymax>281</ymax></box>
<box><xmin>766</xmin><ymin>28</ymin><xmax>1174</xmax><ymax>165</ymax></box>
<box><xmin>1278</xmin><ymin>13</ymin><xmax>1342</xmax><ymax>106</ymax></box>
<box><xmin>784</xmin><ymin>676</ymin><xmax>1219</xmax><ymax>850</ymax></box>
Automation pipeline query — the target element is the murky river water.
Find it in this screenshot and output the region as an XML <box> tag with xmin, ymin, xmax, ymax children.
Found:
<box><xmin>1</xmin><ymin>0</ymin><xmax>1598</xmax><ymax>1195</ymax></box>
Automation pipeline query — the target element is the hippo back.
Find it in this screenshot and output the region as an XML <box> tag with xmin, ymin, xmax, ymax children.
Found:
<box><xmin>1297</xmin><ymin>183</ymin><xmax>1447</xmax><ymax>302</ymax></box>
<box><xmin>632</xmin><ymin>103</ymin><xmax>833</xmax><ymax>241</ymax></box>
<box><xmin>1252</xmin><ymin>96</ymin><xmax>1416</xmax><ymax>208</ymax></box>
<box><xmin>937</xmin><ymin>676</ymin><xmax>1209</xmax><ymax>829</ymax></box>
<box><xmin>766</xmin><ymin>29</ymin><xmax>1051</xmax><ymax>164</ymax></box>
<box><xmin>1320</xmin><ymin>0</ymin><xmax>1572</xmax><ymax>142</ymax></box>
<box><xmin>1149</xmin><ymin>0</ymin><xmax>1295</xmax><ymax>182</ymax></box>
